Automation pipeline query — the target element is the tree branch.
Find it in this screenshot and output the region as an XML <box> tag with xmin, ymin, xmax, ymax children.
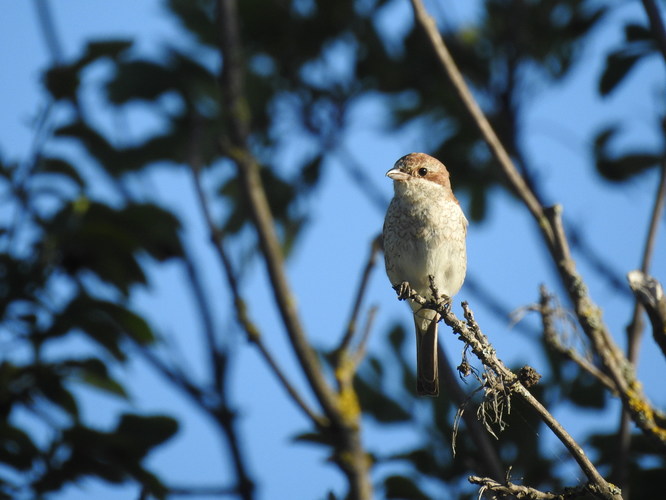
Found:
<box><xmin>186</xmin><ymin>111</ymin><xmax>324</xmax><ymax>426</ymax></box>
<box><xmin>215</xmin><ymin>2</ymin><xmax>372</xmax><ymax>498</ymax></box>
<box><xmin>408</xmin><ymin>0</ymin><xmax>547</xmax><ymax>229</ymax></box>
<box><xmin>626</xmin><ymin>162</ymin><xmax>666</xmax><ymax>363</ymax></box>
<box><xmin>216</xmin><ymin>0</ymin><xmax>341</xmax><ymax>423</ymax></box>
<box><xmin>539</xmin><ymin>285</ymin><xmax>616</xmax><ymax>393</ymax></box>
<box><xmin>337</xmin><ymin>235</ymin><xmax>382</xmax><ymax>356</ymax></box>
<box><xmin>469</xmin><ymin>475</ymin><xmax>607</xmax><ymax>499</ymax></box>
<box><xmin>617</xmin><ymin>162</ymin><xmax>666</xmax><ymax>492</ymax></box>
<box><xmin>641</xmin><ymin>0</ymin><xmax>666</xmax><ymax>63</ymax></box>
<box><xmin>395</xmin><ymin>281</ymin><xmax>620</xmax><ymax>499</ymax></box>
<box><xmin>627</xmin><ymin>271</ymin><xmax>666</xmax><ymax>360</ymax></box>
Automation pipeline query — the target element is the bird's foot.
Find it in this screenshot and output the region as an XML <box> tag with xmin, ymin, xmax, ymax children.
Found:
<box><xmin>394</xmin><ymin>281</ymin><xmax>415</xmax><ymax>301</ymax></box>
<box><xmin>427</xmin><ymin>275</ymin><xmax>452</xmax><ymax>310</ymax></box>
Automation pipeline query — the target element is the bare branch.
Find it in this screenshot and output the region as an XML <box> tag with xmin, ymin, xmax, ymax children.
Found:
<box><xmin>627</xmin><ymin>271</ymin><xmax>666</xmax><ymax>360</ymax></box>
<box><xmin>187</xmin><ymin>125</ymin><xmax>323</xmax><ymax>427</ymax></box>
<box><xmin>216</xmin><ymin>0</ymin><xmax>342</xmax><ymax>423</ymax></box>
<box><xmin>337</xmin><ymin>234</ymin><xmax>382</xmax><ymax>356</ymax></box>
<box><xmin>408</xmin><ymin>0</ymin><xmax>547</xmax><ymax>229</ymax></box>
<box><xmin>626</xmin><ymin>163</ymin><xmax>666</xmax><ymax>362</ymax></box>
<box><xmin>441</xmin><ymin>344</ymin><xmax>506</xmax><ymax>482</ymax></box>
<box><xmin>351</xmin><ymin>306</ymin><xmax>378</xmax><ymax>371</ymax></box>
<box><xmin>394</xmin><ymin>282</ymin><xmax>620</xmax><ymax>499</ymax></box>
<box><xmin>469</xmin><ymin>475</ymin><xmax>612</xmax><ymax>500</ymax></box>
<box><xmin>538</xmin><ymin>286</ymin><xmax>616</xmax><ymax>393</ymax></box>
<box><xmin>641</xmin><ymin>0</ymin><xmax>666</xmax><ymax>64</ymax></box>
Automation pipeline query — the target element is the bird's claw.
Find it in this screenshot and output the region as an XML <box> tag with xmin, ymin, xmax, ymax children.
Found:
<box><xmin>394</xmin><ymin>281</ymin><xmax>414</xmax><ymax>301</ymax></box>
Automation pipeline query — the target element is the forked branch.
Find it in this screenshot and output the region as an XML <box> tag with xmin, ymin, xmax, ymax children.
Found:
<box><xmin>394</xmin><ymin>281</ymin><xmax>620</xmax><ymax>499</ymax></box>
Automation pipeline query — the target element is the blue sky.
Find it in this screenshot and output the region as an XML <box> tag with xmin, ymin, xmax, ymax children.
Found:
<box><xmin>1</xmin><ymin>1</ymin><xmax>665</xmax><ymax>499</ymax></box>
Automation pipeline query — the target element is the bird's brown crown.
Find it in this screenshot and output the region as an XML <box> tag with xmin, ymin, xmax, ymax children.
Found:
<box><xmin>391</xmin><ymin>153</ymin><xmax>452</xmax><ymax>190</ymax></box>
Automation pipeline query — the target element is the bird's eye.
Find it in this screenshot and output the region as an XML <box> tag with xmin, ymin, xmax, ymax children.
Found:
<box><xmin>417</xmin><ymin>167</ymin><xmax>428</xmax><ymax>177</ymax></box>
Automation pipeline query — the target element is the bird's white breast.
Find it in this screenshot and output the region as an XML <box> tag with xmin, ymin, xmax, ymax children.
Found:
<box><xmin>383</xmin><ymin>179</ymin><xmax>468</xmax><ymax>302</ymax></box>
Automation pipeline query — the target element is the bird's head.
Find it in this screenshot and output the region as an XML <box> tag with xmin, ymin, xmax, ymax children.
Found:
<box><xmin>385</xmin><ymin>153</ymin><xmax>452</xmax><ymax>190</ymax></box>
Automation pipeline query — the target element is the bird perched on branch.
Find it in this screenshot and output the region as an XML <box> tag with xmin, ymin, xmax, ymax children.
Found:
<box><xmin>383</xmin><ymin>153</ymin><xmax>468</xmax><ymax>396</ymax></box>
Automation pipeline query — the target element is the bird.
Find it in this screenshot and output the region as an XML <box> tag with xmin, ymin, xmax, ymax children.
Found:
<box><xmin>383</xmin><ymin>153</ymin><xmax>468</xmax><ymax>396</ymax></box>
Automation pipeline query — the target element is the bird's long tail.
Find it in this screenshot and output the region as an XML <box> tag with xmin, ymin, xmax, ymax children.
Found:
<box><xmin>414</xmin><ymin>309</ymin><xmax>439</xmax><ymax>396</ymax></box>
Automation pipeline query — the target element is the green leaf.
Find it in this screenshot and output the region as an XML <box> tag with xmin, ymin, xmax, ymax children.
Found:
<box><xmin>568</xmin><ymin>372</ymin><xmax>606</xmax><ymax>409</ymax></box>
<box><xmin>42</xmin><ymin>40</ymin><xmax>132</xmax><ymax>101</ymax></box>
<box><xmin>106</xmin><ymin>60</ymin><xmax>177</xmax><ymax>104</ymax></box>
<box><xmin>390</xmin><ymin>449</ymin><xmax>439</xmax><ymax>477</ymax></box>
<box><xmin>47</xmin><ymin>296</ymin><xmax>155</xmax><ymax>359</ymax></box>
<box><xmin>599</xmin><ymin>49</ymin><xmax>645</xmax><ymax>96</ymax></box>
<box><xmin>292</xmin><ymin>431</ymin><xmax>337</xmax><ymax>447</ymax></box>
<box><xmin>43</xmin><ymin>64</ymin><xmax>81</xmax><ymax>101</ymax></box>
<box><xmin>597</xmin><ymin>152</ymin><xmax>660</xmax><ymax>181</ymax></box>
<box><xmin>44</xmin><ymin>200</ymin><xmax>182</xmax><ymax>293</ymax></box>
<box><xmin>624</xmin><ymin>23</ymin><xmax>652</xmax><ymax>42</ymax></box>
<box><xmin>0</xmin><ymin>425</ymin><xmax>39</xmax><ymax>470</ymax></box>
<box><xmin>54</xmin><ymin>121</ymin><xmax>117</xmax><ymax>168</ymax></box>
<box><xmin>121</xmin><ymin>204</ymin><xmax>183</xmax><ymax>261</ymax></box>
<box><xmin>36</xmin><ymin>157</ymin><xmax>86</xmax><ymax>188</ymax></box>
<box><xmin>71</xmin><ymin>358</ymin><xmax>129</xmax><ymax>399</ymax></box>
<box><xmin>354</xmin><ymin>376</ymin><xmax>411</xmax><ymax>423</ymax></box>
<box><xmin>384</xmin><ymin>475</ymin><xmax>430</xmax><ymax>500</ymax></box>
<box><xmin>38</xmin><ymin>371</ymin><xmax>79</xmax><ymax>418</ymax></box>
<box><xmin>593</xmin><ymin>125</ymin><xmax>660</xmax><ymax>181</ymax></box>
<box><xmin>116</xmin><ymin>414</ymin><xmax>179</xmax><ymax>453</ymax></box>
<box><xmin>78</xmin><ymin>40</ymin><xmax>133</xmax><ymax>67</ymax></box>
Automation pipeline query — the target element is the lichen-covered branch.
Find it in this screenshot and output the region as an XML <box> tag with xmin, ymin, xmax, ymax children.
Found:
<box><xmin>393</xmin><ymin>281</ymin><xmax>620</xmax><ymax>499</ymax></box>
<box><xmin>469</xmin><ymin>475</ymin><xmax>613</xmax><ymax>500</ymax></box>
<box><xmin>538</xmin><ymin>285</ymin><xmax>616</xmax><ymax>393</ymax></box>
<box><xmin>627</xmin><ymin>271</ymin><xmax>666</xmax><ymax>361</ymax></box>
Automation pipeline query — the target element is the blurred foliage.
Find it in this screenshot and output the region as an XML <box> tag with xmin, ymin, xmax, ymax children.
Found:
<box><xmin>1</xmin><ymin>0</ymin><xmax>665</xmax><ymax>498</ymax></box>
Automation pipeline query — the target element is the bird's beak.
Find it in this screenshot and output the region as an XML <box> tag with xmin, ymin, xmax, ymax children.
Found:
<box><xmin>386</xmin><ymin>168</ymin><xmax>410</xmax><ymax>181</ymax></box>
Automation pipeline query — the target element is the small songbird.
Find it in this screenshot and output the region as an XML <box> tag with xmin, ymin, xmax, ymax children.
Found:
<box><xmin>383</xmin><ymin>153</ymin><xmax>468</xmax><ymax>396</ymax></box>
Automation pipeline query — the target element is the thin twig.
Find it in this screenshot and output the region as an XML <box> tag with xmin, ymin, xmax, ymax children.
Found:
<box><xmin>469</xmin><ymin>475</ymin><xmax>603</xmax><ymax>499</ymax></box>
<box><xmin>32</xmin><ymin>0</ymin><xmax>63</xmax><ymax>63</ymax></box>
<box><xmin>186</xmin><ymin>122</ymin><xmax>323</xmax><ymax>427</ymax></box>
<box><xmin>186</xmin><ymin>109</ymin><xmax>256</xmax><ymax>500</ymax></box>
<box><xmin>351</xmin><ymin>306</ymin><xmax>379</xmax><ymax>371</ymax></box>
<box><xmin>408</xmin><ymin>0</ymin><xmax>546</xmax><ymax>230</ymax></box>
<box><xmin>337</xmin><ymin>235</ymin><xmax>382</xmax><ymax>355</ymax></box>
<box><xmin>134</xmin><ymin>339</ymin><xmax>256</xmax><ymax>500</ymax></box>
<box><xmin>539</xmin><ymin>286</ymin><xmax>616</xmax><ymax>393</ymax></box>
<box><xmin>617</xmin><ymin>163</ymin><xmax>666</xmax><ymax>491</ymax></box>
<box><xmin>252</xmin><ymin>333</ymin><xmax>327</xmax><ymax>427</ymax></box>
<box><xmin>216</xmin><ymin>0</ymin><xmax>342</xmax><ymax>423</ymax></box>
<box><xmin>439</xmin><ymin>343</ymin><xmax>506</xmax><ymax>481</ymax></box>
<box><xmin>641</xmin><ymin>0</ymin><xmax>666</xmax><ymax>63</ymax></box>
<box><xmin>396</xmin><ymin>283</ymin><xmax>620</xmax><ymax>499</ymax></box>
<box><xmin>626</xmin><ymin>162</ymin><xmax>666</xmax><ymax>363</ymax></box>
<box><xmin>166</xmin><ymin>485</ymin><xmax>236</xmax><ymax>497</ymax></box>
<box><xmin>627</xmin><ymin>271</ymin><xmax>666</xmax><ymax>360</ymax></box>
